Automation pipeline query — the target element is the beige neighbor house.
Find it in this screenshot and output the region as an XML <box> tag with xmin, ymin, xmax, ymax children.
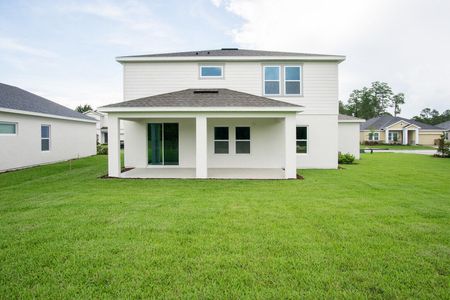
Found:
<box><xmin>360</xmin><ymin>115</ymin><xmax>444</xmax><ymax>145</ymax></box>
<box><xmin>436</xmin><ymin>121</ymin><xmax>450</xmax><ymax>140</ymax></box>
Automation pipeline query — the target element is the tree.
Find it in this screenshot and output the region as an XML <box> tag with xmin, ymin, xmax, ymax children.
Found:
<box><xmin>341</xmin><ymin>82</ymin><xmax>405</xmax><ymax>119</ymax></box>
<box><xmin>339</xmin><ymin>100</ymin><xmax>351</xmax><ymax>115</ymax></box>
<box><xmin>75</xmin><ymin>104</ymin><xmax>93</xmax><ymax>113</ymax></box>
<box><xmin>413</xmin><ymin>108</ymin><xmax>450</xmax><ymax>125</ymax></box>
<box><xmin>392</xmin><ymin>93</ymin><xmax>405</xmax><ymax>116</ymax></box>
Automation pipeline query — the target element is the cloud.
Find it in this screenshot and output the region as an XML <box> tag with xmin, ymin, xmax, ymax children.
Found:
<box><xmin>214</xmin><ymin>0</ymin><xmax>450</xmax><ymax>117</ymax></box>
<box><xmin>0</xmin><ymin>36</ymin><xmax>57</xmax><ymax>58</ymax></box>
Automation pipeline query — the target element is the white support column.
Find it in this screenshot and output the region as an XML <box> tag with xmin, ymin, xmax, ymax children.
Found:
<box><xmin>385</xmin><ymin>129</ymin><xmax>390</xmax><ymax>144</ymax></box>
<box><xmin>415</xmin><ymin>129</ymin><xmax>419</xmax><ymax>145</ymax></box>
<box><xmin>108</xmin><ymin>115</ymin><xmax>121</xmax><ymax>177</ymax></box>
<box><xmin>195</xmin><ymin>116</ymin><xmax>208</xmax><ymax>179</ymax></box>
<box><xmin>402</xmin><ymin>128</ymin><xmax>408</xmax><ymax>145</ymax></box>
<box><xmin>284</xmin><ymin>114</ymin><xmax>297</xmax><ymax>179</ymax></box>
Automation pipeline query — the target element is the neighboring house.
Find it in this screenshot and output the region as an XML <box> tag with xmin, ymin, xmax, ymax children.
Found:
<box><xmin>0</xmin><ymin>83</ymin><xmax>97</xmax><ymax>172</ymax></box>
<box><xmin>360</xmin><ymin>115</ymin><xmax>443</xmax><ymax>145</ymax></box>
<box><xmin>83</xmin><ymin>110</ymin><xmax>124</xmax><ymax>144</ymax></box>
<box><xmin>99</xmin><ymin>48</ymin><xmax>350</xmax><ymax>179</ymax></box>
<box><xmin>338</xmin><ymin>114</ymin><xmax>365</xmax><ymax>159</ymax></box>
<box><xmin>436</xmin><ymin>121</ymin><xmax>450</xmax><ymax>140</ymax></box>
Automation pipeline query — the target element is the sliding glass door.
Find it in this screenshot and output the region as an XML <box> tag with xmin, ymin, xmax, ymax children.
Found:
<box><xmin>148</xmin><ymin>123</ymin><xmax>179</xmax><ymax>165</ymax></box>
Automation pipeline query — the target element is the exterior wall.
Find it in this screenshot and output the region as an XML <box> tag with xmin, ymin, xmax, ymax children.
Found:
<box><xmin>419</xmin><ymin>131</ymin><xmax>442</xmax><ymax>145</ymax></box>
<box><xmin>296</xmin><ymin>114</ymin><xmax>338</xmax><ymax>169</ymax></box>
<box><xmin>123</xmin><ymin>61</ymin><xmax>338</xmax><ymax>115</ymax></box>
<box><xmin>0</xmin><ymin>112</ymin><xmax>96</xmax><ymax>172</ymax></box>
<box><xmin>207</xmin><ymin>118</ymin><xmax>285</xmax><ymax>168</ymax></box>
<box><xmin>121</xmin><ymin>59</ymin><xmax>340</xmax><ymax>169</ymax></box>
<box><xmin>338</xmin><ymin>122</ymin><xmax>361</xmax><ymax>159</ymax></box>
<box><xmin>123</xmin><ymin>117</ymin><xmax>285</xmax><ymax>169</ymax></box>
<box><xmin>124</xmin><ymin>118</ymin><xmax>196</xmax><ymax>168</ymax></box>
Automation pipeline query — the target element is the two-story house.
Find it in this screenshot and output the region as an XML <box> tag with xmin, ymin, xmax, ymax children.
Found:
<box><xmin>99</xmin><ymin>48</ymin><xmax>362</xmax><ymax>179</ymax></box>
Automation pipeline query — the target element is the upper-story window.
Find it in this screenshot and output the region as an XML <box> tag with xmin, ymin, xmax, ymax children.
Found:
<box><xmin>284</xmin><ymin>66</ymin><xmax>302</xmax><ymax>95</ymax></box>
<box><xmin>263</xmin><ymin>65</ymin><xmax>302</xmax><ymax>96</ymax></box>
<box><xmin>200</xmin><ymin>65</ymin><xmax>223</xmax><ymax>78</ymax></box>
<box><xmin>263</xmin><ymin>66</ymin><xmax>280</xmax><ymax>95</ymax></box>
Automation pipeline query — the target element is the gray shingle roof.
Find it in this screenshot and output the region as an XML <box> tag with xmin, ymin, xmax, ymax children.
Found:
<box><xmin>361</xmin><ymin>115</ymin><xmax>442</xmax><ymax>130</ymax></box>
<box><xmin>101</xmin><ymin>89</ymin><xmax>302</xmax><ymax>109</ymax></box>
<box><xmin>118</xmin><ymin>48</ymin><xmax>341</xmax><ymax>59</ymax></box>
<box><xmin>0</xmin><ymin>83</ymin><xmax>94</xmax><ymax>121</ymax></box>
<box><xmin>436</xmin><ymin>120</ymin><xmax>450</xmax><ymax>130</ymax></box>
<box><xmin>338</xmin><ymin>114</ymin><xmax>365</xmax><ymax>122</ymax></box>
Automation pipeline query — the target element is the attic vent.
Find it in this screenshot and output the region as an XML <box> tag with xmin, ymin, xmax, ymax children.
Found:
<box><xmin>221</xmin><ymin>48</ymin><xmax>238</xmax><ymax>50</ymax></box>
<box><xmin>193</xmin><ymin>90</ymin><xmax>219</xmax><ymax>94</ymax></box>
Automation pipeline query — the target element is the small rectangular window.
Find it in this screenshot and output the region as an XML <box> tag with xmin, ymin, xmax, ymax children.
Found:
<box><xmin>388</xmin><ymin>132</ymin><xmax>398</xmax><ymax>142</ymax></box>
<box><xmin>41</xmin><ymin>125</ymin><xmax>50</xmax><ymax>151</ymax></box>
<box><xmin>236</xmin><ymin>127</ymin><xmax>250</xmax><ymax>154</ymax></box>
<box><xmin>296</xmin><ymin>126</ymin><xmax>307</xmax><ymax>154</ymax></box>
<box><xmin>368</xmin><ymin>132</ymin><xmax>379</xmax><ymax>141</ymax></box>
<box><xmin>263</xmin><ymin>66</ymin><xmax>280</xmax><ymax>95</ymax></box>
<box><xmin>0</xmin><ymin>122</ymin><xmax>17</xmax><ymax>135</ymax></box>
<box><xmin>284</xmin><ymin>66</ymin><xmax>302</xmax><ymax>95</ymax></box>
<box><xmin>214</xmin><ymin>127</ymin><xmax>229</xmax><ymax>154</ymax></box>
<box><xmin>200</xmin><ymin>66</ymin><xmax>223</xmax><ymax>78</ymax></box>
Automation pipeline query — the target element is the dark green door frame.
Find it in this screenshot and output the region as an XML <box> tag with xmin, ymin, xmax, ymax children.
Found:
<box><xmin>148</xmin><ymin>123</ymin><xmax>179</xmax><ymax>165</ymax></box>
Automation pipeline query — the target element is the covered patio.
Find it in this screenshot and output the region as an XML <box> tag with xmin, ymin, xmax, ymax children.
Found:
<box><xmin>99</xmin><ymin>89</ymin><xmax>302</xmax><ymax>180</ymax></box>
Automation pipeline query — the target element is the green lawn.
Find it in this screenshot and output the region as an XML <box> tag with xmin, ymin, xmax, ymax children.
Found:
<box><xmin>361</xmin><ymin>144</ymin><xmax>436</xmax><ymax>150</ymax></box>
<box><xmin>0</xmin><ymin>154</ymin><xmax>449</xmax><ymax>298</ymax></box>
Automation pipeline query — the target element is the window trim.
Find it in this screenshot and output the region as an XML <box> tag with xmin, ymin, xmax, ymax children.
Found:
<box><xmin>213</xmin><ymin>126</ymin><xmax>229</xmax><ymax>154</ymax></box>
<box><xmin>199</xmin><ymin>65</ymin><xmax>224</xmax><ymax>79</ymax></box>
<box><xmin>41</xmin><ymin>124</ymin><xmax>51</xmax><ymax>152</ymax></box>
<box><xmin>0</xmin><ymin>121</ymin><xmax>18</xmax><ymax>136</ymax></box>
<box><xmin>284</xmin><ymin>65</ymin><xmax>302</xmax><ymax>96</ymax></box>
<box><xmin>388</xmin><ymin>131</ymin><xmax>399</xmax><ymax>142</ymax></box>
<box><xmin>368</xmin><ymin>132</ymin><xmax>379</xmax><ymax>141</ymax></box>
<box><xmin>296</xmin><ymin>126</ymin><xmax>308</xmax><ymax>155</ymax></box>
<box><xmin>263</xmin><ymin>65</ymin><xmax>281</xmax><ymax>96</ymax></box>
<box><xmin>235</xmin><ymin>126</ymin><xmax>251</xmax><ymax>154</ymax></box>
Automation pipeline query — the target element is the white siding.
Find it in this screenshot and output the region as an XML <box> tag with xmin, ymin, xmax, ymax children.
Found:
<box><xmin>123</xmin><ymin>61</ymin><xmax>338</xmax><ymax>114</ymax></box>
<box><xmin>296</xmin><ymin>114</ymin><xmax>338</xmax><ymax>169</ymax></box>
<box><xmin>123</xmin><ymin>117</ymin><xmax>286</xmax><ymax>169</ymax></box>
<box><xmin>338</xmin><ymin>122</ymin><xmax>361</xmax><ymax>159</ymax></box>
<box><xmin>0</xmin><ymin>112</ymin><xmax>96</xmax><ymax>172</ymax></box>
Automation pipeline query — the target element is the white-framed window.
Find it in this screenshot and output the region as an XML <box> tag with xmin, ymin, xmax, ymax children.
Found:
<box><xmin>41</xmin><ymin>124</ymin><xmax>50</xmax><ymax>151</ymax></box>
<box><xmin>296</xmin><ymin>126</ymin><xmax>308</xmax><ymax>154</ymax></box>
<box><xmin>200</xmin><ymin>65</ymin><xmax>223</xmax><ymax>78</ymax></box>
<box><xmin>235</xmin><ymin>127</ymin><xmax>250</xmax><ymax>154</ymax></box>
<box><xmin>0</xmin><ymin>121</ymin><xmax>17</xmax><ymax>135</ymax></box>
<box><xmin>284</xmin><ymin>65</ymin><xmax>302</xmax><ymax>95</ymax></box>
<box><xmin>263</xmin><ymin>66</ymin><xmax>281</xmax><ymax>95</ymax></box>
<box><xmin>368</xmin><ymin>132</ymin><xmax>379</xmax><ymax>141</ymax></box>
<box><xmin>388</xmin><ymin>132</ymin><xmax>399</xmax><ymax>142</ymax></box>
<box><xmin>214</xmin><ymin>127</ymin><xmax>229</xmax><ymax>154</ymax></box>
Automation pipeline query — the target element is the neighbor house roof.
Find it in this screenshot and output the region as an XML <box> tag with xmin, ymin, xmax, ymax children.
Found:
<box><xmin>338</xmin><ymin>114</ymin><xmax>365</xmax><ymax>123</ymax></box>
<box><xmin>361</xmin><ymin>115</ymin><xmax>442</xmax><ymax>130</ymax></box>
<box><xmin>436</xmin><ymin>120</ymin><xmax>450</xmax><ymax>130</ymax></box>
<box><xmin>0</xmin><ymin>83</ymin><xmax>94</xmax><ymax>122</ymax></box>
<box><xmin>117</xmin><ymin>48</ymin><xmax>345</xmax><ymax>62</ymax></box>
<box><xmin>100</xmin><ymin>89</ymin><xmax>302</xmax><ymax>112</ymax></box>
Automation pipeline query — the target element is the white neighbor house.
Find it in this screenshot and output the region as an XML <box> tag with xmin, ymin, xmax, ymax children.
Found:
<box><xmin>84</xmin><ymin>110</ymin><xmax>124</xmax><ymax>144</ymax></box>
<box><xmin>0</xmin><ymin>83</ymin><xmax>97</xmax><ymax>172</ymax></box>
<box><xmin>99</xmin><ymin>48</ymin><xmax>360</xmax><ymax>179</ymax></box>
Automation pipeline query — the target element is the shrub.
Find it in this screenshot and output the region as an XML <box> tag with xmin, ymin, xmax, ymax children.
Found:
<box><xmin>364</xmin><ymin>141</ymin><xmax>379</xmax><ymax>146</ymax></box>
<box><xmin>97</xmin><ymin>144</ymin><xmax>108</xmax><ymax>155</ymax></box>
<box><xmin>436</xmin><ymin>134</ymin><xmax>450</xmax><ymax>158</ymax></box>
<box><xmin>338</xmin><ymin>152</ymin><xmax>355</xmax><ymax>164</ymax></box>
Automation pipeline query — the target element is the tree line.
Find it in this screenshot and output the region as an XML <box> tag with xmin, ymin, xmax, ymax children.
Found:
<box><xmin>339</xmin><ymin>81</ymin><xmax>449</xmax><ymax>125</ymax></box>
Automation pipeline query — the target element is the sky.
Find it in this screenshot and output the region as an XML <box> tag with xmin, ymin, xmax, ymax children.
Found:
<box><xmin>1</xmin><ymin>0</ymin><xmax>449</xmax><ymax>118</ymax></box>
